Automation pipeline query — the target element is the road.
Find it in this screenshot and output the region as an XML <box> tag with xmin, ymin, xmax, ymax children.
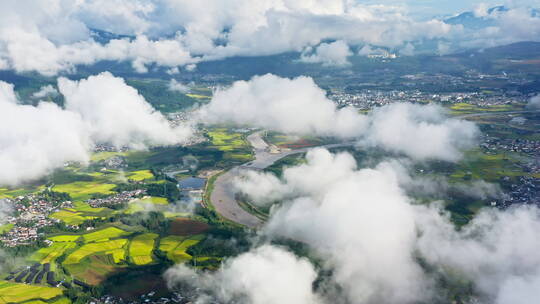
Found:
<box><xmin>210</xmin><ymin>132</ymin><xmax>354</xmax><ymax>228</ymax></box>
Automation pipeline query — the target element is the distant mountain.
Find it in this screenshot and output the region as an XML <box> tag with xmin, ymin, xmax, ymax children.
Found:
<box><xmin>444</xmin><ymin>6</ymin><xmax>507</xmax><ymax>29</ymax></box>
<box><xmin>89</xmin><ymin>29</ymin><xmax>134</xmax><ymax>44</ymax></box>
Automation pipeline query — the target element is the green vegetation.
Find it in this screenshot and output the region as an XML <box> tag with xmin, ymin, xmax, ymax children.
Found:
<box><xmin>128</xmin><ymin>233</ymin><xmax>158</xmax><ymax>265</ymax></box>
<box><xmin>50</xmin><ymin>203</ymin><xmax>114</xmax><ymax>226</ymax></box>
<box><xmin>158</xmin><ymin>235</ymin><xmax>204</xmax><ymax>263</ymax></box>
<box><xmin>52</xmin><ymin>182</ymin><xmax>116</xmax><ymax>202</ymax></box>
<box><xmin>126</xmin><ymin>79</ymin><xmax>199</xmax><ymax>112</ymax></box>
<box><xmin>31</xmin><ymin>242</ymin><xmax>77</xmax><ymax>263</ymax></box>
<box><xmin>64</xmin><ymin>239</ymin><xmax>128</xmax><ymax>264</ymax></box>
<box><xmin>82</xmin><ymin>227</ymin><xmax>131</xmax><ymax>243</ymax></box>
<box><xmin>126</xmin><ymin>170</ymin><xmax>154</xmax><ymax>181</ymax></box>
<box><xmin>448</xmin><ymin>102</ymin><xmax>523</xmax><ymax>115</ymax></box>
<box><xmin>0</xmin><ymin>281</ymin><xmax>66</xmax><ymax>304</ymax></box>
<box><xmin>0</xmin><ymin>224</ymin><xmax>14</xmax><ymax>234</ymax></box>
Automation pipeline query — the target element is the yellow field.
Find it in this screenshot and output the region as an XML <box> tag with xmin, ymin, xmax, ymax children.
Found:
<box><xmin>158</xmin><ymin>235</ymin><xmax>202</xmax><ymax>263</ymax></box>
<box><xmin>50</xmin><ymin>210</ymin><xmax>97</xmax><ymax>226</ymax></box>
<box><xmin>207</xmin><ymin>129</ymin><xmax>247</xmax><ymax>152</ymax></box>
<box><xmin>31</xmin><ymin>242</ymin><xmax>77</xmax><ymax>263</ymax></box>
<box><xmin>64</xmin><ymin>239</ymin><xmax>128</xmax><ymax>264</ymax></box>
<box><xmin>82</xmin><ymin>227</ymin><xmax>130</xmax><ymax>243</ymax></box>
<box><xmin>127</xmin><ymin>170</ymin><xmax>154</xmax><ymax>181</ymax></box>
<box><xmin>48</xmin><ymin>235</ymin><xmax>80</xmax><ymax>242</ymax></box>
<box><xmin>186</xmin><ymin>93</ymin><xmax>211</xmax><ymax>99</ymax></box>
<box><xmin>52</xmin><ymin>181</ymin><xmax>116</xmax><ymax>201</ymax></box>
<box><xmin>129</xmin><ymin>233</ymin><xmax>157</xmax><ymax>265</ymax></box>
<box><xmin>0</xmin><ymin>281</ymin><xmax>64</xmax><ymax>304</ymax></box>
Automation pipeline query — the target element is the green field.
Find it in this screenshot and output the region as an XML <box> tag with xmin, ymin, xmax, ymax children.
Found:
<box><xmin>448</xmin><ymin>102</ymin><xmax>523</xmax><ymax>115</ymax></box>
<box><xmin>31</xmin><ymin>242</ymin><xmax>77</xmax><ymax>263</ymax></box>
<box><xmin>48</xmin><ymin>235</ymin><xmax>81</xmax><ymax>242</ymax></box>
<box><xmin>0</xmin><ymin>224</ymin><xmax>14</xmax><ymax>234</ymax></box>
<box><xmin>158</xmin><ymin>235</ymin><xmax>204</xmax><ymax>263</ymax></box>
<box><xmin>64</xmin><ymin>239</ymin><xmax>128</xmax><ymax>264</ymax></box>
<box><xmin>128</xmin><ymin>233</ymin><xmax>158</xmax><ymax>265</ymax></box>
<box><xmin>0</xmin><ymin>281</ymin><xmax>65</xmax><ymax>304</ymax></box>
<box><xmin>126</xmin><ymin>170</ymin><xmax>154</xmax><ymax>181</ymax></box>
<box><xmin>50</xmin><ymin>202</ymin><xmax>114</xmax><ymax>225</ymax></box>
<box><xmin>82</xmin><ymin>227</ymin><xmax>131</xmax><ymax>243</ymax></box>
<box><xmin>50</xmin><ymin>210</ymin><xmax>98</xmax><ymax>226</ymax></box>
<box><xmin>0</xmin><ymin>186</ymin><xmax>44</xmax><ymax>199</ymax></box>
<box><xmin>52</xmin><ymin>181</ymin><xmax>116</xmax><ymax>201</ymax></box>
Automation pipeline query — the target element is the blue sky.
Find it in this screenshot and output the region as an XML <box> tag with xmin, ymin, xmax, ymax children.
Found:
<box><xmin>361</xmin><ymin>0</ymin><xmax>538</xmax><ymax>18</ymax></box>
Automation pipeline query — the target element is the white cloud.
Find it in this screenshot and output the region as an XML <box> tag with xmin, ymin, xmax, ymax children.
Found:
<box><xmin>58</xmin><ymin>72</ymin><xmax>193</xmax><ymax>149</ymax></box>
<box><xmin>527</xmin><ymin>95</ymin><xmax>540</xmax><ymax>109</ymax></box>
<box><xmin>167</xmin><ymin>79</ymin><xmax>190</xmax><ymax>93</ymax></box>
<box><xmin>165</xmin><ymin>245</ymin><xmax>322</xmax><ymax>304</ymax></box>
<box><xmin>198</xmin><ymin>74</ymin><xmax>367</xmax><ymax>138</ymax></box>
<box><xmin>362</xmin><ymin>103</ymin><xmax>479</xmax><ymax>162</ymax></box>
<box><xmin>0</xmin><ymin>81</ymin><xmax>90</xmax><ymax>185</ymax></box>
<box><xmin>300</xmin><ymin>40</ymin><xmax>352</xmax><ymax>66</ymax></box>
<box><xmin>229</xmin><ymin>148</ymin><xmax>540</xmax><ymax>304</ymax></box>
<box><xmin>0</xmin><ymin>73</ymin><xmax>193</xmax><ymax>186</ymax></box>
<box><xmin>200</xmin><ymin>74</ymin><xmax>478</xmax><ymax>161</ymax></box>
<box><xmin>32</xmin><ymin>85</ymin><xmax>58</xmax><ymax>99</ymax></box>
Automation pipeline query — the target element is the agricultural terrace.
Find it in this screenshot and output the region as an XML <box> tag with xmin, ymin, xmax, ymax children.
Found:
<box><xmin>52</xmin><ymin>181</ymin><xmax>116</xmax><ymax>202</ymax></box>
<box><xmin>0</xmin><ymin>185</ymin><xmax>44</xmax><ymax>199</ymax></box>
<box><xmin>128</xmin><ymin>233</ymin><xmax>158</xmax><ymax>265</ymax></box>
<box><xmin>31</xmin><ymin>242</ymin><xmax>77</xmax><ymax>264</ymax></box>
<box><xmin>63</xmin><ymin>239</ymin><xmax>128</xmax><ymax>264</ymax></box>
<box><xmin>63</xmin><ymin>254</ymin><xmax>124</xmax><ymax>286</ymax></box>
<box><xmin>206</xmin><ymin>128</ymin><xmax>253</xmax><ymax>162</ymax></box>
<box><xmin>82</xmin><ymin>227</ymin><xmax>131</xmax><ymax>243</ymax></box>
<box><xmin>158</xmin><ymin>235</ymin><xmax>204</xmax><ymax>263</ymax></box>
<box><xmin>124</xmin><ymin>196</ymin><xmax>169</xmax><ymax>214</ymax></box>
<box><xmin>0</xmin><ymin>281</ymin><xmax>67</xmax><ymax>304</ymax></box>
<box><xmin>126</xmin><ymin>170</ymin><xmax>154</xmax><ymax>181</ymax></box>
<box><xmin>50</xmin><ymin>202</ymin><xmax>113</xmax><ymax>226</ymax></box>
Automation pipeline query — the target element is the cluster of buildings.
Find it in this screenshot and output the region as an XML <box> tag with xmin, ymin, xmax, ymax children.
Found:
<box><xmin>0</xmin><ymin>195</ymin><xmax>69</xmax><ymax>247</ymax></box>
<box><xmin>481</xmin><ymin>136</ymin><xmax>540</xmax><ymax>158</ymax></box>
<box><xmin>86</xmin><ymin>190</ymin><xmax>146</xmax><ymax>208</ymax></box>
<box><xmin>328</xmin><ymin>89</ymin><xmax>527</xmax><ymax>111</ymax></box>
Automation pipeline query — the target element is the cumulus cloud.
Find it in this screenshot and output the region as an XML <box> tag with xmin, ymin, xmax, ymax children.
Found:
<box><xmin>167</xmin><ymin>79</ymin><xmax>190</xmax><ymax>93</ymax></box>
<box><xmin>198</xmin><ymin>74</ymin><xmax>367</xmax><ymax>138</ymax></box>
<box><xmin>527</xmin><ymin>95</ymin><xmax>540</xmax><ymax>109</ymax></box>
<box><xmin>32</xmin><ymin>85</ymin><xmax>58</xmax><ymax>99</ymax></box>
<box><xmin>0</xmin><ymin>0</ymin><xmax>515</xmax><ymax>75</ymax></box>
<box><xmin>362</xmin><ymin>103</ymin><xmax>479</xmax><ymax>162</ymax></box>
<box><xmin>0</xmin><ymin>72</ymin><xmax>193</xmax><ymax>186</ymax></box>
<box><xmin>165</xmin><ymin>245</ymin><xmax>321</xmax><ymax>304</ymax></box>
<box><xmin>224</xmin><ymin>148</ymin><xmax>540</xmax><ymax>304</ymax></box>
<box><xmin>0</xmin><ymin>81</ymin><xmax>90</xmax><ymax>185</ymax></box>
<box><xmin>199</xmin><ymin>74</ymin><xmax>478</xmax><ymax>161</ymax></box>
<box><xmin>58</xmin><ymin>72</ymin><xmax>192</xmax><ymax>149</ymax></box>
<box><xmin>300</xmin><ymin>40</ymin><xmax>352</xmax><ymax>66</ymax></box>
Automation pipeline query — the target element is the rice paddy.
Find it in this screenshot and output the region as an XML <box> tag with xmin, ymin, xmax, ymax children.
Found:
<box><xmin>63</xmin><ymin>239</ymin><xmax>128</xmax><ymax>264</ymax></box>
<box><xmin>158</xmin><ymin>235</ymin><xmax>203</xmax><ymax>263</ymax></box>
<box><xmin>128</xmin><ymin>233</ymin><xmax>158</xmax><ymax>265</ymax></box>
<box><xmin>126</xmin><ymin>170</ymin><xmax>154</xmax><ymax>181</ymax></box>
<box><xmin>0</xmin><ymin>281</ymin><xmax>64</xmax><ymax>304</ymax></box>
<box><xmin>82</xmin><ymin>227</ymin><xmax>131</xmax><ymax>243</ymax></box>
<box><xmin>52</xmin><ymin>181</ymin><xmax>116</xmax><ymax>201</ymax></box>
<box><xmin>31</xmin><ymin>242</ymin><xmax>77</xmax><ymax>263</ymax></box>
